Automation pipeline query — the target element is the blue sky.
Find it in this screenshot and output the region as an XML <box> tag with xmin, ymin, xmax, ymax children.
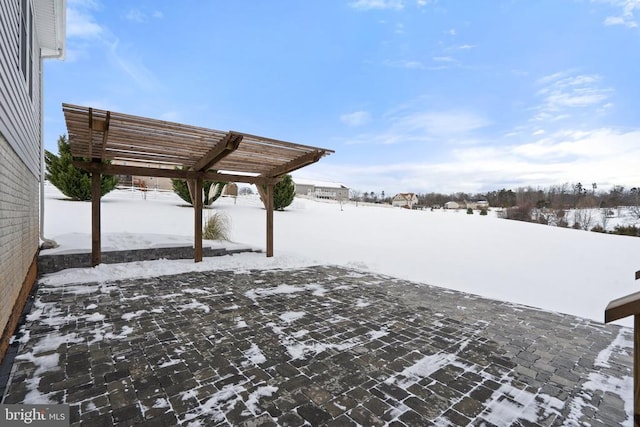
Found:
<box><xmin>44</xmin><ymin>0</ymin><xmax>640</xmax><ymax>195</ymax></box>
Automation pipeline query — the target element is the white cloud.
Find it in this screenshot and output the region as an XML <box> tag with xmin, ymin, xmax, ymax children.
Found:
<box><xmin>393</xmin><ymin>111</ymin><xmax>490</xmax><ymax>136</ymax></box>
<box><xmin>532</xmin><ymin>71</ymin><xmax>613</xmax><ymax>122</ymax></box>
<box><xmin>432</xmin><ymin>56</ymin><xmax>455</xmax><ymax>62</ymax></box>
<box><xmin>318</xmin><ymin>128</ymin><xmax>640</xmax><ymax>193</ymax></box>
<box><xmin>125</xmin><ymin>9</ymin><xmax>146</xmax><ymax>23</ymax></box>
<box><xmin>349</xmin><ymin>0</ymin><xmax>405</xmax><ymax>10</ymax></box>
<box><xmin>160</xmin><ymin>111</ymin><xmax>182</xmax><ymax>122</ymax></box>
<box><xmin>344</xmin><ymin>109</ymin><xmax>490</xmax><ymax>145</ymax></box>
<box><xmin>106</xmin><ymin>40</ymin><xmax>158</xmax><ymax>91</ymax></box>
<box><xmin>383</xmin><ymin>59</ymin><xmax>425</xmax><ymax>69</ymax></box>
<box><xmin>65</xmin><ymin>1</ymin><xmax>161</xmax><ymax>92</ymax></box>
<box><xmin>599</xmin><ymin>0</ymin><xmax>639</xmax><ymax>28</ymax></box>
<box><xmin>66</xmin><ymin>4</ymin><xmax>103</xmax><ymax>38</ymax></box>
<box><xmin>125</xmin><ymin>8</ymin><xmax>165</xmax><ymax>23</ymax></box>
<box><xmin>340</xmin><ymin>111</ymin><xmax>372</xmax><ymax>127</ymax></box>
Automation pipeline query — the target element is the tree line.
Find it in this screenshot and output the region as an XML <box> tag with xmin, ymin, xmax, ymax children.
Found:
<box><xmin>352</xmin><ymin>183</ymin><xmax>640</xmax><ymax>210</ymax></box>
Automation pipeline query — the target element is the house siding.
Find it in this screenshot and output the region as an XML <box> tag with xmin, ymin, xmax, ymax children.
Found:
<box><xmin>0</xmin><ymin>0</ymin><xmax>42</xmax><ymax>177</ymax></box>
<box><xmin>0</xmin><ymin>0</ymin><xmax>43</xmax><ymax>352</ymax></box>
<box><xmin>294</xmin><ymin>182</ymin><xmax>349</xmax><ymax>201</ymax></box>
<box><xmin>0</xmin><ymin>134</ymin><xmax>39</xmax><ymax>340</ymax></box>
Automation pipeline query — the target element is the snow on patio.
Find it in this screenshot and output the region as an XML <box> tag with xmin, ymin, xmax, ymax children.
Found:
<box><xmin>2</xmin><ymin>265</ymin><xmax>633</xmax><ymax>425</ymax></box>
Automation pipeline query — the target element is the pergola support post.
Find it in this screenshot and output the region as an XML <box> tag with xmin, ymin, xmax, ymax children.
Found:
<box><xmin>604</xmin><ymin>271</ymin><xmax>640</xmax><ymax>424</ymax></box>
<box><xmin>636</xmin><ymin>314</ymin><xmax>640</xmax><ymax>424</ymax></box>
<box><xmin>91</xmin><ymin>159</ymin><xmax>101</xmax><ymax>266</ymax></box>
<box><xmin>266</xmin><ymin>184</ymin><xmax>274</xmax><ymax>257</ymax></box>
<box><xmin>194</xmin><ymin>177</ymin><xmax>203</xmax><ymax>262</ymax></box>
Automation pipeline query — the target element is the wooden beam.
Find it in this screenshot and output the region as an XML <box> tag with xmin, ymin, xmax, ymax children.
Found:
<box><xmin>636</xmin><ymin>315</ymin><xmax>640</xmax><ymax>426</ymax></box>
<box><xmin>91</xmin><ymin>159</ymin><xmax>101</xmax><ymax>266</ymax></box>
<box><xmin>73</xmin><ymin>161</ymin><xmax>272</xmax><ymax>185</ymax></box>
<box><xmin>256</xmin><ymin>184</ymin><xmax>268</xmax><ymax>209</ymax></box>
<box><xmin>194</xmin><ymin>177</ymin><xmax>203</xmax><ymax>262</ymax></box>
<box><xmin>101</xmin><ymin>111</ymin><xmax>110</xmax><ymax>157</ymax></box>
<box><xmin>187</xmin><ymin>180</ymin><xmax>196</xmax><ymax>207</ymax></box>
<box><xmin>192</xmin><ymin>132</ymin><xmax>243</xmax><ymax>172</ymax></box>
<box><xmin>264</xmin><ymin>150</ymin><xmax>323</xmax><ymax>178</ymax></box>
<box><xmin>88</xmin><ymin>107</ymin><xmax>93</xmax><ymax>158</ymax></box>
<box><xmin>605</xmin><ymin>271</ymin><xmax>640</xmax><ymax>423</ymax></box>
<box><xmin>266</xmin><ymin>183</ymin><xmax>274</xmax><ymax>257</ymax></box>
<box><xmin>605</xmin><ymin>290</ymin><xmax>640</xmax><ymax>323</ymax></box>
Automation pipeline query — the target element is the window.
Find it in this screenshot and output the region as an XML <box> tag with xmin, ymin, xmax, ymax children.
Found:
<box><xmin>19</xmin><ymin>0</ymin><xmax>34</xmax><ymax>99</ymax></box>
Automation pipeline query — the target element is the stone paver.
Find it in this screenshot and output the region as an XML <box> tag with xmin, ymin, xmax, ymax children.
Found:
<box><xmin>1</xmin><ymin>265</ymin><xmax>633</xmax><ymax>426</ymax></box>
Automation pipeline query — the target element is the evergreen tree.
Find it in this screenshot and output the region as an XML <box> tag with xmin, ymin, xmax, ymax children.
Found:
<box><xmin>45</xmin><ymin>135</ymin><xmax>118</xmax><ymax>201</ymax></box>
<box><xmin>170</xmin><ymin>167</ymin><xmax>225</xmax><ymax>206</ymax></box>
<box><xmin>259</xmin><ymin>174</ymin><xmax>296</xmax><ymax>210</ymax></box>
<box><xmin>273</xmin><ymin>174</ymin><xmax>296</xmax><ymax>210</ymax></box>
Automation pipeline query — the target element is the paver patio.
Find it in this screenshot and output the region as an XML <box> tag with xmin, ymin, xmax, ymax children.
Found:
<box><xmin>1</xmin><ymin>265</ymin><xmax>633</xmax><ymax>426</ymax></box>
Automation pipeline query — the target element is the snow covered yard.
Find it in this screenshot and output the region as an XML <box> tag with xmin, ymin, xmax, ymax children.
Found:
<box><xmin>42</xmin><ymin>183</ymin><xmax>640</xmax><ymax>328</ymax></box>
<box><xmin>1</xmin><ymin>183</ymin><xmax>637</xmax><ymax>425</ymax></box>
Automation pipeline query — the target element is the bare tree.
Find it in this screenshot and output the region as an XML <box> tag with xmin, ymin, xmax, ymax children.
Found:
<box><xmin>600</xmin><ymin>208</ymin><xmax>612</xmax><ymax>231</ymax></box>
<box><xmin>630</xmin><ymin>188</ymin><xmax>640</xmax><ymax>219</ymax></box>
<box><xmin>573</xmin><ymin>209</ymin><xmax>595</xmax><ymax>230</ymax></box>
<box><xmin>350</xmin><ymin>189</ymin><xmax>362</xmax><ymax>207</ymax></box>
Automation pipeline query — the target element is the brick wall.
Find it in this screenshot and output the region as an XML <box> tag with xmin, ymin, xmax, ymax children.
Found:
<box><xmin>0</xmin><ymin>135</ymin><xmax>39</xmax><ymax>339</ymax></box>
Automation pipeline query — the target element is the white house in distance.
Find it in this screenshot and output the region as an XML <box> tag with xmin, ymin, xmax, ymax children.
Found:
<box><xmin>294</xmin><ymin>178</ymin><xmax>349</xmax><ymax>201</ymax></box>
<box><xmin>392</xmin><ymin>193</ymin><xmax>419</xmax><ymax>208</ymax></box>
<box><xmin>466</xmin><ymin>200</ymin><xmax>490</xmax><ymax>210</ymax></box>
<box><xmin>0</xmin><ymin>0</ymin><xmax>65</xmax><ymax>361</ymax></box>
<box><xmin>444</xmin><ymin>201</ymin><xmax>460</xmax><ymax>209</ymax></box>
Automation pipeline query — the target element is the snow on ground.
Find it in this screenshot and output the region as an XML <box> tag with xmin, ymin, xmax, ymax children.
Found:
<box><xmin>41</xmin><ymin>183</ymin><xmax>640</xmax><ymax>327</ymax></box>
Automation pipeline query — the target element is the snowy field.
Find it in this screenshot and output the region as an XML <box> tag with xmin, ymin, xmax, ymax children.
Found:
<box><xmin>41</xmin><ymin>183</ymin><xmax>640</xmax><ymax>327</ymax></box>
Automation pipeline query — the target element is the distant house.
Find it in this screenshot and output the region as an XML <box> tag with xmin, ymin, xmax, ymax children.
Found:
<box><xmin>223</xmin><ymin>182</ymin><xmax>238</xmax><ymax>197</ymax></box>
<box><xmin>0</xmin><ymin>0</ymin><xmax>65</xmax><ymax>360</ymax></box>
<box><xmin>444</xmin><ymin>201</ymin><xmax>460</xmax><ymax>209</ymax></box>
<box><xmin>466</xmin><ymin>200</ymin><xmax>490</xmax><ymax>210</ymax></box>
<box><xmin>294</xmin><ymin>178</ymin><xmax>349</xmax><ymax>201</ymax></box>
<box><xmin>392</xmin><ymin>193</ymin><xmax>418</xmax><ymax>208</ymax></box>
<box><xmin>113</xmin><ymin>160</ymin><xmax>174</xmax><ymax>190</ymax></box>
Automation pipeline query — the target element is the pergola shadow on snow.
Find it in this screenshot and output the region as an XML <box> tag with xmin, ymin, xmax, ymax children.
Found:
<box><xmin>63</xmin><ymin>103</ymin><xmax>333</xmax><ymax>265</ymax></box>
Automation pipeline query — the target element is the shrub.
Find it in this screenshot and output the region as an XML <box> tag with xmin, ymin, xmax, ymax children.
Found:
<box><xmin>260</xmin><ymin>174</ymin><xmax>296</xmax><ymax>210</ymax></box>
<box><xmin>479</xmin><ymin>208</ymin><xmax>488</xmax><ymax>216</ymax></box>
<box><xmin>503</xmin><ymin>203</ymin><xmax>533</xmax><ymax>222</ymax></box>
<box><xmin>274</xmin><ymin>175</ymin><xmax>295</xmax><ymax>210</ymax></box>
<box><xmin>590</xmin><ymin>225</ymin><xmax>606</xmax><ymax>233</ymax></box>
<box><xmin>612</xmin><ymin>225</ymin><xmax>640</xmax><ymax>237</ymax></box>
<box><xmin>171</xmin><ymin>168</ymin><xmax>225</xmax><ymax>206</ymax></box>
<box><xmin>466</xmin><ymin>208</ymin><xmax>473</xmax><ymax>214</ymax></box>
<box><xmin>45</xmin><ymin>135</ymin><xmax>118</xmax><ymax>201</ymax></box>
<box><xmin>203</xmin><ymin>212</ymin><xmax>231</xmax><ymax>240</ymax></box>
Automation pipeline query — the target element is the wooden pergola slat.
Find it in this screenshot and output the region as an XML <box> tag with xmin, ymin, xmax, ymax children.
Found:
<box><xmin>63</xmin><ymin>103</ymin><xmax>333</xmax><ymax>265</ymax></box>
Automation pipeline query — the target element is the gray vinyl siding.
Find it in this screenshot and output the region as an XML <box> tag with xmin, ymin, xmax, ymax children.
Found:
<box><xmin>0</xmin><ymin>0</ymin><xmax>41</xmax><ymax>339</ymax></box>
<box><xmin>0</xmin><ymin>0</ymin><xmax>42</xmax><ymax>179</ymax></box>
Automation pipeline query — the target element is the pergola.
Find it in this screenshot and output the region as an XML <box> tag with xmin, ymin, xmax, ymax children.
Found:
<box><xmin>62</xmin><ymin>103</ymin><xmax>334</xmax><ymax>265</ymax></box>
